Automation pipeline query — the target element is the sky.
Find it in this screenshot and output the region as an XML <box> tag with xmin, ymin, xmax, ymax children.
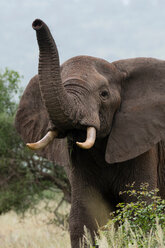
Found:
<box><xmin>1</xmin><ymin>0</ymin><xmax>165</xmax><ymax>88</ymax></box>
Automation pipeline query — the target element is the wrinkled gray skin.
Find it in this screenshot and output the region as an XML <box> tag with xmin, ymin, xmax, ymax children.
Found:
<box><xmin>15</xmin><ymin>19</ymin><xmax>165</xmax><ymax>248</ymax></box>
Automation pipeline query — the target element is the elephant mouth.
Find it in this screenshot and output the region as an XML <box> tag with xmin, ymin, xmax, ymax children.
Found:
<box><xmin>26</xmin><ymin>126</ymin><xmax>97</xmax><ymax>151</ymax></box>
<box><xmin>68</xmin><ymin>127</ymin><xmax>97</xmax><ymax>149</ymax></box>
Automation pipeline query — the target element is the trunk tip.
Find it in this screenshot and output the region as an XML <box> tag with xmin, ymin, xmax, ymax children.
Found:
<box><xmin>32</xmin><ymin>19</ymin><xmax>43</xmax><ymax>30</ymax></box>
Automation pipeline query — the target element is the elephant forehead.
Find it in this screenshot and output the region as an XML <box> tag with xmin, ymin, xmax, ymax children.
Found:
<box><xmin>62</xmin><ymin>72</ymin><xmax>107</xmax><ymax>87</ymax></box>
<box><xmin>61</xmin><ymin>57</ymin><xmax>95</xmax><ymax>78</ymax></box>
<box><xmin>61</xmin><ymin>57</ymin><xmax>108</xmax><ymax>87</ymax></box>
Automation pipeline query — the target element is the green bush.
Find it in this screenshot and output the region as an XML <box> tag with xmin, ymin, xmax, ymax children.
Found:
<box><xmin>114</xmin><ymin>183</ymin><xmax>165</xmax><ymax>233</ymax></box>
<box><xmin>94</xmin><ymin>184</ymin><xmax>165</xmax><ymax>247</ymax></box>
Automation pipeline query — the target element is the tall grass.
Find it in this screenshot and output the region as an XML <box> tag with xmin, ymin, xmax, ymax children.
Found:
<box><xmin>0</xmin><ymin>194</ymin><xmax>71</xmax><ymax>248</ymax></box>
<box><xmin>0</xmin><ymin>211</ymin><xmax>164</xmax><ymax>248</ymax></box>
<box><xmin>0</xmin><ymin>210</ymin><xmax>70</xmax><ymax>248</ymax></box>
<box><xmin>0</xmin><ymin>186</ymin><xmax>164</xmax><ymax>248</ymax></box>
<box><xmin>93</xmin><ymin>220</ymin><xmax>165</xmax><ymax>248</ymax></box>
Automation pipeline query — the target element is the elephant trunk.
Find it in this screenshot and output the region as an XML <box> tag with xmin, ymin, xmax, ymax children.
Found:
<box><xmin>30</xmin><ymin>19</ymin><xmax>97</xmax><ymax>150</ymax></box>
<box><xmin>32</xmin><ymin>19</ymin><xmax>74</xmax><ymax>130</ymax></box>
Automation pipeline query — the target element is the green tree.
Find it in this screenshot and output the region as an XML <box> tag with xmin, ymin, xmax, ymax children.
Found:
<box><xmin>0</xmin><ymin>68</ymin><xmax>21</xmax><ymax>115</ymax></box>
<box><xmin>0</xmin><ymin>68</ymin><xmax>70</xmax><ymax>214</ymax></box>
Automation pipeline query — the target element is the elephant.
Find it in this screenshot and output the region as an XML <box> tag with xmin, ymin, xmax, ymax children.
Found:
<box><xmin>15</xmin><ymin>19</ymin><xmax>165</xmax><ymax>248</ymax></box>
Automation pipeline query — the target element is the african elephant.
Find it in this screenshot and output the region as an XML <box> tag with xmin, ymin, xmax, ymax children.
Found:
<box><xmin>15</xmin><ymin>19</ymin><xmax>165</xmax><ymax>248</ymax></box>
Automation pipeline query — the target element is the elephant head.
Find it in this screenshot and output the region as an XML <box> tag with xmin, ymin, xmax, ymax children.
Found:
<box><xmin>15</xmin><ymin>19</ymin><xmax>165</xmax><ymax>166</ymax></box>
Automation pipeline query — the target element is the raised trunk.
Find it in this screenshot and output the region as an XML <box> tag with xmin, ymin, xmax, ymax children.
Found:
<box><xmin>32</xmin><ymin>19</ymin><xmax>75</xmax><ymax>130</ymax></box>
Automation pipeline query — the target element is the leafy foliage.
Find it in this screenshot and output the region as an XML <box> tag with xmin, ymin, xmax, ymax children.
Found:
<box><xmin>114</xmin><ymin>183</ymin><xmax>165</xmax><ymax>233</ymax></box>
<box><xmin>0</xmin><ymin>68</ymin><xmax>22</xmax><ymax>115</ymax></box>
<box><xmin>82</xmin><ymin>185</ymin><xmax>165</xmax><ymax>247</ymax></box>
<box><xmin>93</xmin><ymin>184</ymin><xmax>165</xmax><ymax>248</ymax></box>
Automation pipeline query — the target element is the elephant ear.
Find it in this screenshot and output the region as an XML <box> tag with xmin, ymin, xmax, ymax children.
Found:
<box><xmin>106</xmin><ymin>57</ymin><xmax>165</xmax><ymax>164</ymax></box>
<box><xmin>15</xmin><ymin>75</ymin><xmax>69</xmax><ymax>167</ymax></box>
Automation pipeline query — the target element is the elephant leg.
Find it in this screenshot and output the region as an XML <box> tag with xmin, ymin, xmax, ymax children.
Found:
<box><xmin>69</xmin><ymin>186</ymin><xmax>111</xmax><ymax>248</ymax></box>
<box><xmin>69</xmin><ymin>202</ymin><xmax>96</xmax><ymax>248</ymax></box>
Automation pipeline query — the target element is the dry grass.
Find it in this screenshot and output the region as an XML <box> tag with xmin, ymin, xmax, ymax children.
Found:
<box><xmin>0</xmin><ymin>199</ymin><xmax>71</xmax><ymax>248</ymax></box>
<box><xmin>94</xmin><ymin>220</ymin><xmax>165</xmax><ymax>248</ymax></box>
<box><xmin>0</xmin><ymin>198</ymin><xmax>164</xmax><ymax>248</ymax></box>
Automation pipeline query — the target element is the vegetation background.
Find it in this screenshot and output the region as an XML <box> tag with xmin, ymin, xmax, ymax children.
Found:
<box><xmin>0</xmin><ymin>69</ymin><xmax>71</xmax><ymax>247</ymax></box>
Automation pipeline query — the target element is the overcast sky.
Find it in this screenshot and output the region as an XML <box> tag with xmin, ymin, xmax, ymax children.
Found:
<box><xmin>1</xmin><ymin>0</ymin><xmax>165</xmax><ymax>87</ymax></box>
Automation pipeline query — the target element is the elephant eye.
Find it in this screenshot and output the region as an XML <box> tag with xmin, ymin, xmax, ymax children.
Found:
<box><xmin>100</xmin><ymin>90</ymin><xmax>109</xmax><ymax>99</ymax></box>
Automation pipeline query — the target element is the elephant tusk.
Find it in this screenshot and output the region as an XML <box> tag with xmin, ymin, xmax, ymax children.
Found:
<box><xmin>76</xmin><ymin>127</ymin><xmax>96</xmax><ymax>149</ymax></box>
<box><xmin>26</xmin><ymin>130</ymin><xmax>58</xmax><ymax>150</ymax></box>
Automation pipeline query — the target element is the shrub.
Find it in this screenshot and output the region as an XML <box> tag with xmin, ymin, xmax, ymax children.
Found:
<box><xmin>114</xmin><ymin>183</ymin><xmax>165</xmax><ymax>233</ymax></box>
<box><xmin>93</xmin><ymin>184</ymin><xmax>165</xmax><ymax>248</ymax></box>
